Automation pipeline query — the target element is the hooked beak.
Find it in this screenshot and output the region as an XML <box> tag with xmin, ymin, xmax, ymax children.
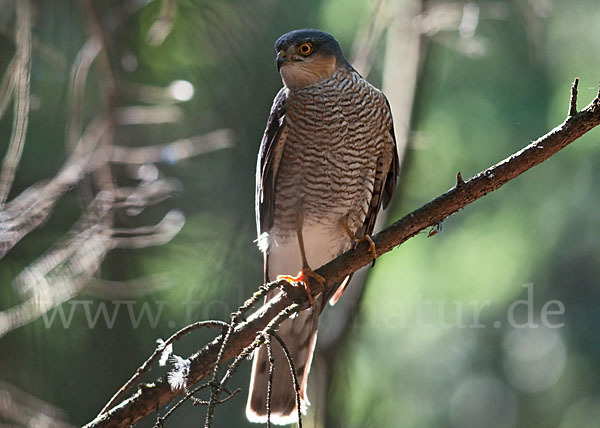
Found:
<box><xmin>276</xmin><ymin>50</ymin><xmax>289</xmax><ymax>71</ymax></box>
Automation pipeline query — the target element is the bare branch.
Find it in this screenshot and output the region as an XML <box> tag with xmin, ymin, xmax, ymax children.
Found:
<box><xmin>112</xmin><ymin>210</ymin><xmax>185</xmax><ymax>249</ymax></box>
<box><xmin>84</xmin><ymin>83</ymin><xmax>600</xmax><ymax>428</ymax></box>
<box><xmin>66</xmin><ymin>38</ymin><xmax>103</xmax><ymax>151</ymax></box>
<box><xmin>0</xmin><ymin>20</ymin><xmax>68</xmax><ymax>72</ymax></box>
<box><xmin>0</xmin><ymin>194</ymin><xmax>188</xmax><ymax>338</ymax></box>
<box><xmin>0</xmin><ymin>0</ymin><xmax>222</xmax><ymax>345</ymax></box>
<box><xmin>66</xmin><ymin>0</ymin><xmax>151</xmax><ymax>150</ymax></box>
<box><xmin>147</xmin><ymin>0</ymin><xmax>178</xmax><ymax>46</ymax></box>
<box><xmin>0</xmin><ymin>225</ymin><xmax>112</xmax><ymax>337</ymax></box>
<box><xmin>0</xmin><ymin>0</ymin><xmax>32</xmax><ymax>208</ymax></box>
<box><xmin>113</xmin><ymin>178</ymin><xmax>183</xmax><ymax>216</ymax></box>
<box><xmin>100</xmin><ymin>320</ymin><xmax>229</xmax><ymax>415</ymax></box>
<box><xmin>109</xmin><ymin>129</ymin><xmax>235</xmax><ymax>165</ymax></box>
<box><xmin>0</xmin><ymin>116</ymin><xmax>110</xmax><ymax>258</ymax></box>
<box><xmin>0</xmin><ymin>122</ymin><xmax>230</xmax><ymax>258</ymax></box>
<box><xmin>318</xmin><ymin>91</ymin><xmax>600</xmax><ymax>287</ymax></box>
<box><xmin>116</xmin><ymin>105</ymin><xmax>183</xmax><ymax>125</ymax></box>
<box><xmin>0</xmin><ymin>58</ymin><xmax>16</xmax><ymax>119</ymax></box>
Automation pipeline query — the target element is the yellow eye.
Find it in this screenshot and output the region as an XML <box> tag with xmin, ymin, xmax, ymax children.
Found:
<box><xmin>298</xmin><ymin>42</ymin><xmax>313</xmax><ymax>56</ymax></box>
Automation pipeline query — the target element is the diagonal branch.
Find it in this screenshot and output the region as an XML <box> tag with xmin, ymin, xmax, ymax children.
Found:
<box><xmin>84</xmin><ymin>81</ymin><xmax>600</xmax><ymax>428</ymax></box>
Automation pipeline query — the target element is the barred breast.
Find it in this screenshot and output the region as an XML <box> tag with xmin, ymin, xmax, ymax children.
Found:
<box><xmin>272</xmin><ymin>67</ymin><xmax>393</xmax><ymax>236</ymax></box>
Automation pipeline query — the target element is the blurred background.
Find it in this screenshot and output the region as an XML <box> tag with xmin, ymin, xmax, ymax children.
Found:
<box><xmin>1</xmin><ymin>0</ymin><xmax>600</xmax><ymax>427</ymax></box>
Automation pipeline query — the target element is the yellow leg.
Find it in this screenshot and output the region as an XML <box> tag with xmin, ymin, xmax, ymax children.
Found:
<box><xmin>276</xmin><ymin>209</ymin><xmax>324</xmax><ymax>306</ymax></box>
<box><xmin>359</xmin><ymin>234</ymin><xmax>377</xmax><ymax>260</ymax></box>
<box><xmin>339</xmin><ymin>214</ymin><xmax>377</xmax><ymax>260</ymax></box>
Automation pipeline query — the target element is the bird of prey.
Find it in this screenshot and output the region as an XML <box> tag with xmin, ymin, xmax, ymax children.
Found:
<box><xmin>247</xmin><ymin>29</ymin><xmax>399</xmax><ymax>424</ymax></box>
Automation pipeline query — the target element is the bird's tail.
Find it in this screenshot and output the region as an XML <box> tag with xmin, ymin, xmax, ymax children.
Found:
<box><xmin>246</xmin><ymin>304</ymin><xmax>319</xmax><ymax>425</ymax></box>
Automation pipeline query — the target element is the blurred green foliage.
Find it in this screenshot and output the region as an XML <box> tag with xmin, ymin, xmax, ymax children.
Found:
<box><xmin>1</xmin><ymin>0</ymin><xmax>600</xmax><ymax>427</ymax></box>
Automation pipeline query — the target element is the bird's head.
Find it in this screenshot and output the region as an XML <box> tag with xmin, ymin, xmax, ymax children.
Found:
<box><xmin>274</xmin><ymin>29</ymin><xmax>347</xmax><ymax>89</ymax></box>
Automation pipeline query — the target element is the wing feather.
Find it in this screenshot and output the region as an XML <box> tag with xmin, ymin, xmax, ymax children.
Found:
<box><xmin>256</xmin><ymin>87</ymin><xmax>287</xmax><ymax>238</ymax></box>
<box><xmin>364</xmin><ymin>96</ymin><xmax>399</xmax><ymax>236</ymax></box>
<box><xmin>382</xmin><ymin>96</ymin><xmax>400</xmax><ymax>211</ymax></box>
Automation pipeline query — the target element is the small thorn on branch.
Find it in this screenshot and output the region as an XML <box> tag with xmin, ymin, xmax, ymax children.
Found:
<box><xmin>427</xmin><ymin>221</ymin><xmax>442</xmax><ymax>238</ymax></box>
<box><xmin>569</xmin><ymin>77</ymin><xmax>579</xmax><ymax>117</ymax></box>
<box><xmin>456</xmin><ymin>171</ymin><xmax>465</xmax><ymax>188</ymax></box>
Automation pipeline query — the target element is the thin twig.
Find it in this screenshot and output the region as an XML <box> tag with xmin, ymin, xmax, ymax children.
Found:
<box><xmin>235</xmin><ymin>280</ymin><xmax>288</xmax><ymax>320</ymax></box>
<box><xmin>154</xmin><ymin>383</ymin><xmax>211</xmax><ymax>427</ymax></box>
<box><xmin>203</xmin><ymin>311</ymin><xmax>241</xmax><ymax>428</ymax></box>
<box><xmin>265</xmin><ymin>334</ymin><xmax>274</xmax><ymax>428</ymax></box>
<box><xmin>100</xmin><ymin>321</ymin><xmax>229</xmax><ymax>415</ymax></box>
<box><xmin>204</xmin><ymin>282</ymin><xmax>287</xmax><ymax>400</ymax></box>
<box><xmin>270</xmin><ymin>333</ymin><xmax>303</xmax><ymax>428</ymax></box>
<box><xmin>189</xmin><ymin>386</ymin><xmax>241</xmax><ymax>406</ymax></box>
<box><xmin>218</xmin><ymin>337</ymin><xmax>263</xmax><ymax>386</ymax></box>
<box><xmin>153</xmin><ymin>382</ymin><xmax>240</xmax><ymax>427</ymax></box>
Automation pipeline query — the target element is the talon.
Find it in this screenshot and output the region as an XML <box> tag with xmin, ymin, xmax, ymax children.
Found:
<box><xmin>357</xmin><ymin>235</ymin><xmax>377</xmax><ymax>260</ymax></box>
<box><xmin>339</xmin><ymin>215</ymin><xmax>377</xmax><ymax>261</ymax></box>
<box><xmin>277</xmin><ymin>267</ymin><xmax>323</xmax><ymax>307</ymax></box>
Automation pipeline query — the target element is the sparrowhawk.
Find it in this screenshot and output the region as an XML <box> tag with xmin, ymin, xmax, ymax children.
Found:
<box><xmin>247</xmin><ymin>29</ymin><xmax>399</xmax><ymax>424</ymax></box>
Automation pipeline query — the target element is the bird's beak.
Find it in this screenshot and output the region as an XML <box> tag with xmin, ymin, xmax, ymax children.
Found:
<box><xmin>276</xmin><ymin>50</ymin><xmax>288</xmax><ymax>71</ymax></box>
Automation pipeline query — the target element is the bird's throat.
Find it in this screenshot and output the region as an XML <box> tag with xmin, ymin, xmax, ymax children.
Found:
<box><xmin>280</xmin><ymin>56</ymin><xmax>337</xmax><ymax>89</ymax></box>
